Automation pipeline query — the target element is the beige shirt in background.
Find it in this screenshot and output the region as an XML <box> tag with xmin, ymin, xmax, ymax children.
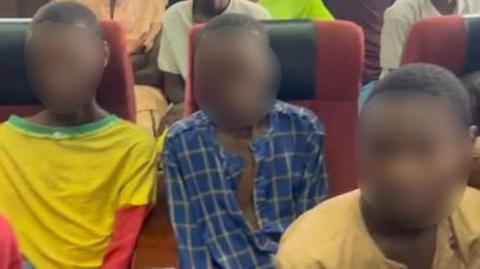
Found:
<box><xmin>157</xmin><ymin>0</ymin><xmax>271</xmax><ymax>80</ymax></box>
<box><xmin>380</xmin><ymin>0</ymin><xmax>480</xmax><ymax>78</ymax></box>
<box><xmin>71</xmin><ymin>0</ymin><xmax>167</xmax><ymax>54</ymax></box>
<box><xmin>276</xmin><ymin>188</ymin><xmax>480</xmax><ymax>269</ymax></box>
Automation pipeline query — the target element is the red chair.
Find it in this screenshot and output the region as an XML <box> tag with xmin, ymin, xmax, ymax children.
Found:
<box><xmin>0</xmin><ymin>20</ymin><xmax>135</xmax><ymax>121</ymax></box>
<box><xmin>186</xmin><ymin>20</ymin><xmax>364</xmax><ymax>197</ymax></box>
<box><xmin>402</xmin><ymin>15</ymin><xmax>480</xmax><ymax>75</ymax></box>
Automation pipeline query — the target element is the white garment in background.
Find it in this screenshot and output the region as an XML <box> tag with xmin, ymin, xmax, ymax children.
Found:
<box><xmin>158</xmin><ymin>0</ymin><xmax>271</xmax><ymax>80</ymax></box>
<box><xmin>380</xmin><ymin>0</ymin><xmax>480</xmax><ymax>78</ymax></box>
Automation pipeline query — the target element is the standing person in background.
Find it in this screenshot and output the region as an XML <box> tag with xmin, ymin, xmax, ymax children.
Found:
<box><xmin>325</xmin><ymin>0</ymin><xmax>395</xmax><ymax>85</ymax></box>
<box><xmin>158</xmin><ymin>0</ymin><xmax>270</xmax><ymax>126</ymax></box>
<box><xmin>254</xmin><ymin>0</ymin><xmax>333</xmax><ymax>20</ymax></box>
<box><xmin>380</xmin><ymin>0</ymin><xmax>480</xmax><ymax>78</ymax></box>
<box><xmin>0</xmin><ymin>216</ymin><xmax>22</xmax><ymax>269</ymax></box>
<box><xmin>62</xmin><ymin>0</ymin><xmax>169</xmax><ymax>136</ymax></box>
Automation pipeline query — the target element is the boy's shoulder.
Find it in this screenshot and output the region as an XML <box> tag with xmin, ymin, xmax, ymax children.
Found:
<box><xmin>273</xmin><ymin>101</ymin><xmax>324</xmax><ymax>133</ymax></box>
<box><xmin>278</xmin><ymin>190</ymin><xmax>361</xmax><ymax>262</ymax></box>
<box><xmin>456</xmin><ymin>187</ymin><xmax>480</xmax><ymax>234</ymax></box>
<box><xmin>167</xmin><ymin>111</ymin><xmax>210</xmax><ymax>140</ymax></box>
<box><xmin>282</xmin><ymin>190</ymin><xmax>360</xmax><ymax>242</ymax></box>
<box><xmin>112</xmin><ymin>119</ymin><xmax>156</xmax><ymax>146</ymax></box>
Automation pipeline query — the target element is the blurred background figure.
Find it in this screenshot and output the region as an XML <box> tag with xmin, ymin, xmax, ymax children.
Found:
<box><xmin>380</xmin><ymin>0</ymin><xmax>480</xmax><ymax>78</ymax></box>
<box><xmin>59</xmin><ymin>0</ymin><xmax>169</xmax><ymax>136</ymax></box>
<box><xmin>254</xmin><ymin>0</ymin><xmax>334</xmax><ymax>20</ymax></box>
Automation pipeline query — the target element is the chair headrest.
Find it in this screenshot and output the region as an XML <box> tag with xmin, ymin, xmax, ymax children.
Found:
<box><xmin>402</xmin><ymin>15</ymin><xmax>480</xmax><ymax>75</ymax></box>
<box><xmin>0</xmin><ymin>19</ymin><xmax>38</xmax><ymax>105</ymax></box>
<box><xmin>463</xmin><ymin>16</ymin><xmax>480</xmax><ymax>73</ymax></box>
<box><xmin>267</xmin><ymin>21</ymin><xmax>316</xmax><ymax>100</ymax></box>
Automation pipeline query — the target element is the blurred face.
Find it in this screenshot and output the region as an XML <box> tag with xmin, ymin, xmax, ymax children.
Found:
<box><xmin>358</xmin><ymin>92</ymin><xmax>474</xmax><ymax>229</ymax></box>
<box><xmin>25</xmin><ymin>23</ymin><xmax>106</xmax><ymax>114</ymax></box>
<box><xmin>194</xmin><ymin>28</ymin><xmax>278</xmax><ymax>129</ymax></box>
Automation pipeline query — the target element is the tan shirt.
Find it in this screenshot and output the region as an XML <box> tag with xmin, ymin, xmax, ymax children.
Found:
<box><xmin>277</xmin><ymin>188</ymin><xmax>480</xmax><ymax>269</ymax></box>
<box><xmin>73</xmin><ymin>0</ymin><xmax>167</xmax><ymax>54</ymax></box>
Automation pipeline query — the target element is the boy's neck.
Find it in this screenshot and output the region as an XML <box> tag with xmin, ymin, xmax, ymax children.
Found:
<box><xmin>30</xmin><ymin>101</ymin><xmax>110</xmax><ymax>127</ymax></box>
<box><xmin>360</xmin><ymin>197</ymin><xmax>437</xmax><ymax>238</ymax></box>
<box><xmin>216</xmin><ymin>117</ymin><xmax>269</xmax><ymax>140</ymax></box>
<box><xmin>193</xmin><ymin>0</ymin><xmax>230</xmax><ymax>20</ymax></box>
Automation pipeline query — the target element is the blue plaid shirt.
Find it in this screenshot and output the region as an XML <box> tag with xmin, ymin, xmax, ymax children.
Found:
<box><xmin>163</xmin><ymin>101</ymin><xmax>328</xmax><ymax>269</ymax></box>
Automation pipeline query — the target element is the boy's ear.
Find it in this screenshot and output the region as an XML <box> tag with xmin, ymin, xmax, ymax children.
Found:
<box><xmin>103</xmin><ymin>41</ymin><xmax>110</xmax><ymax>68</ymax></box>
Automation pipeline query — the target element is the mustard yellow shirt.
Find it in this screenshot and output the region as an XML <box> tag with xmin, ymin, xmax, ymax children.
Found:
<box><xmin>277</xmin><ymin>188</ymin><xmax>480</xmax><ymax>269</ymax></box>
<box><xmin>0</xmin><ymin>115</ymin><xmax>157</xmax><ymax>269</ymax></box>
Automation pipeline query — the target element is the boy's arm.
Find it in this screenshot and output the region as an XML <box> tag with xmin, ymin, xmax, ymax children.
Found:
<box><xmin>163</xmin><ymin>137</ymin><xmax>203</xmax><ymax>268</ymax></box>
<box><xmin>102</xmin><ymin>206</ymin><xmax>150</xmax><ymax>269</ymax></box>
<box><xmin>294</xmin><ymin>117</ymin><xmax>329</xmax><ymax>215</ymax></box>
<box><xmin>102</xmin><ymin>138</ymin><xmax>157</xmax><ymax>269</ymax></box>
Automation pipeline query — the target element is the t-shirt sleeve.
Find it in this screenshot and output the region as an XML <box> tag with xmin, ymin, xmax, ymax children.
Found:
<box><xmin>118</xmin><ymin>137</ymin><xmax>157</xmax><ymax>207</ymax></box>
<box><xmin>0</xmin><ymin>216</ymin><xmax>22</xmax><ymax>269</ymax></box>
<box><xmin>380</xmin><ymin>8</ymin><xmax>413</xmax><ymax>77</ymax></box>
<box><xmin>157</xmin><ymin>14</ymin><xmax>181</xmax><ymax>75</ymax></box>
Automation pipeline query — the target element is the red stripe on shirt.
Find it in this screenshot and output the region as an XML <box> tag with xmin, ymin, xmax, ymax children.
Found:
<box><xmin>102</xmin><ymin>206</ymin><xmax>151</xmax><ymax>269</ymax></box>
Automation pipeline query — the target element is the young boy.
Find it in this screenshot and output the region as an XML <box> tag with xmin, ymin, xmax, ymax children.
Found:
<box><xmin>158</xmin><ymin>0</ymin><xmax>270</xmax><ymax>126</ymax></box>
<box><xmin>276</xmin><ymin>64</ymin><xmax>480</xmax><ymax>269</ymax></box>
<box><xmin>0</xmin><ymin>2</ymin><xmax>157</xmax><ymax>268</ymax></box>
<box><xmin>163</xmin><ymin>14</ymin><xmax>328</xmax><ymax>268</ymax></box>
<box><xmin>380</xmin><ymin>0</ymin><xmax>480</xmax><ymax>78</ymax></box>
<box><xmin>0</xmin><ymin>216</ymin><xmax>22</xmax><ymax>269</ymax></box>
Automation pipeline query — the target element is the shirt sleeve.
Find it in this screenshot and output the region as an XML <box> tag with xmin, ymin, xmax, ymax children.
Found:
<box><xmin>307</xmin><ymin>0</ymin><xmax>334</xmax><ymax>20</ymax></box>
<box><xmin>157</xmin><ymin>16</ymin><xmax>181</xmax><ymax>75</ymax></box>
<box><xmin>163</xmin><ymin>135</ymin><xmax>206</xmax><ymax>268</ymax></box>
<box><xmin>0</xmin><ymin>217</ymin><xmax>22</xmax><ymax>269</ymax></box>
<box><xmin>294</xmin><ymin>115</ymin><xmax>329</xmax><ymax>215</ymax></box>
<box><xmin>379</xmin><ymin>8</ymin><xmax>413</xmax><ymax>78</ymax></box>
<box><xmin>102</xmin><ymin>206</ymin><xmax>150</xmax><ymax>269</ymax></box>
<box><xmin>118</xmin><ymin>137</ymin><xmax>157</xmax><ymax>208</ymax></box>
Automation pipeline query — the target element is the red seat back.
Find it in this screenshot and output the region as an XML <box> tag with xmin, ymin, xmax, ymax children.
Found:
<box><xmin>0</xmin><ymin>20</ymin><xmax>135</xmax><ymax>122</ymax></box>
<box><xmin>186</xmin><ymin>20</ymin><xmax>364</xmax><ymax>196</ymax></box>
<box><xmin>402</xmin><ymin>15</ymin><xmax>480</xmax><ymax>75</ymax></box>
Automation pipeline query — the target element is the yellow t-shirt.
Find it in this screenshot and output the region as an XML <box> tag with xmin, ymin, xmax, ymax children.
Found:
<box><xmin>0</xmin><ymin>115</ymin><xmax>157</xmax><ymax>269</ymax></box>
<box><xmin>277</xmin><ymin>188</ymin><xmax>480</xmax><ymax>269</ymax></box>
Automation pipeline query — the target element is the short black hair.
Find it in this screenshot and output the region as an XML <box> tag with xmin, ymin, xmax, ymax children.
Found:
<box><xmin>366</xmin><ymin>64</ymin><xmax>471</xmax><ymax>126</ymax></box>
<box><xmin>197</xmin><ymin>13</ymin><xmax>268</xmax><ymax>47</ymax></box>
<box><xmin>31</xmin><ymin>1</ymin><xmax>103</xmax><ymax>38</ymax></box>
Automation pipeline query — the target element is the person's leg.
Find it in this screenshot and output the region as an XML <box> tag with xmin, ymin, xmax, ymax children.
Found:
<box><xmin>134</xmin><ymin>85</ymin><xmax>169</xmax><ymax>137</ymax></box>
